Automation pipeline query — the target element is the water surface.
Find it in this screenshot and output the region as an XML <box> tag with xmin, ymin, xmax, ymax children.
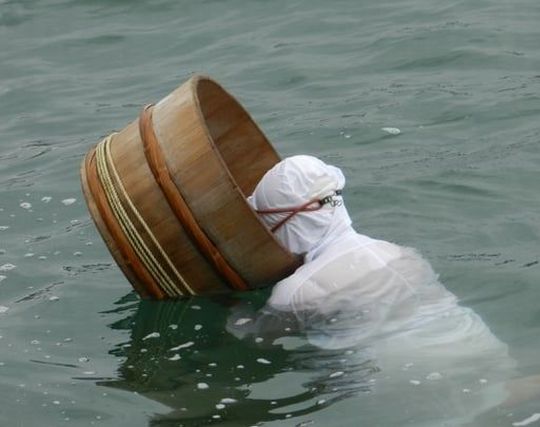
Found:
<box><xmin>1</xmin><ymin>0</ymin><xmax>539</xmax><ymax>425</ymax></box>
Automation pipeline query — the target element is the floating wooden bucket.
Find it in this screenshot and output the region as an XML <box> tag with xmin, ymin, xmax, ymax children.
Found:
<box><xmin>80</xmin><ymin>75</ymin><xmax>301</xmax><ymax>299</ymax></box>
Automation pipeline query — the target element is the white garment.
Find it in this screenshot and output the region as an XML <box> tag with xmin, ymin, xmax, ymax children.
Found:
<box><xmin>248</xmin><ymin>155</ymin><xmax>350</xmax><ymax>257</ymax></box>
<box><xmin>246</xmin><ymin>155</ymin><xmax>512</xmax><ymax>360</ymax></box>
<box><xmin>248</xmin><ymin>155</ymin><xmax>420</xmax><ymax>314</ymax></box>
<box><xmin>233</xmin><ymin>155</ymin><xmax>516</xmax><ymax>422</ymax></box>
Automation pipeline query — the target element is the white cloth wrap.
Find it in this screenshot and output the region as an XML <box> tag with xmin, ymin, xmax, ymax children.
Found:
<box><xmin>248</xmin><ymin>155</ymin><xmax>351</xmax><ymax>258</ymax></box>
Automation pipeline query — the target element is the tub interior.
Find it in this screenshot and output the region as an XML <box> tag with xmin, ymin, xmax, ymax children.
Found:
<box><xmin>196</xmin><ymin>78</ymin><xmax>280</xmax><ymax>196</ymax></box>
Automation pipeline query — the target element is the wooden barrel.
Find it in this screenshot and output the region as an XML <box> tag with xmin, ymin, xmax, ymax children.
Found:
<box><xmin>80</xmin><ymin>75</ymin><xmax>301</xmax><ymax>299</ymax></box>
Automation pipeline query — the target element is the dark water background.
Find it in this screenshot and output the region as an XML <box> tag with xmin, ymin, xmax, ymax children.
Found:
<box><xmin>1</xmin><ymin>0</ymin><xmax>539</xmax><ymax>425</ymax></box>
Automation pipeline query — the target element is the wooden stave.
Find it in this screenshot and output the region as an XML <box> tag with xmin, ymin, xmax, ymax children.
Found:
<box><xmin>81</xmin><ymin>75</ymin><xmax>302</xmax><ymax>297</ymax></box>
<box><xmin>153</xmin><ymin>76</ymin><xmax>301</xmax><ymax>287</ymax></box>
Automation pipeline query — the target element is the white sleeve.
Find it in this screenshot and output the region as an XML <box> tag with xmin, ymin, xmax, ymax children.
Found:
<box><xmin>268</xmin><ymin>275</ymin><xmax>330</xmax><ymax>314</ymax></box>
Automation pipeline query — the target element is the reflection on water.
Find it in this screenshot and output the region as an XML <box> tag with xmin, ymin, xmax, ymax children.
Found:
<box><xmin>102</xmin><ymin>256</ymin><xmax>526</xmax><ymax>427</ymax></box>
<box><xmin>102</xmin><ymin>294</ymin><xmax>380</xmax><ymax>426</ymax></box>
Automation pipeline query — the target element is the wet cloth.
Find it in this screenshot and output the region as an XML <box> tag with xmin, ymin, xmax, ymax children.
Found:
<box><xmin>232</xmin><ymin>155</ymin><xmax>517</xmax><ymax>423</ymax></box>
<box><xmin>241</xmin><ymin>154</ymin><xmax>514</xmax><ymax>366</ymax></box>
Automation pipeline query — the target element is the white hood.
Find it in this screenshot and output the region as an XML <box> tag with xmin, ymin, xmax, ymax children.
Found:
<box><xmin>248</xmin><ymin>155</ymin><xmax>354</xmax><ymax>259</ymax></box>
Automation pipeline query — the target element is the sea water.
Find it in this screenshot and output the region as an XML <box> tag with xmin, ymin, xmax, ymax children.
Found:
<box><xmin>1</xmin><ymin>0</ymin><xmax>539</xmax><ymax>425</ymax></box>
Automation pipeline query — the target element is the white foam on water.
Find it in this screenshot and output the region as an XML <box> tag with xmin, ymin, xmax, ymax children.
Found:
<box><xmin>382</xmin><ymin>127</ymin><xmax>401</xmax><ymax>135</ymax></box>
<box><xmin>168</xmin><ymin>354</ymin><xmax>181</xmax><ymax>361</ymax></box>
<box><xmin>0</xmin><ymin>226</ymin><xmax>9</xmax><ymax>231</ymax></box>
<box><xmin>194</xmin><ymin>324</ymin><xmax>202</xmax><ymax>331</ymax></box>
<box><xmin>169</xmin><ymin>341</ymin><xmax>194</xmax><ymax>351</ymax></box>
<box><xmin>142</xmin><ymin>332</ymin><xmax>160</xmax><ymax>340</ymax></box>
<box><xmin>197</xmin><ymin>383</ymin><xmax>209</xmax><ymax>390</ymax></box>
<box><xmin>220</xmin><ymin>398</ymin><xmax>237</xmax><ymax>404</ymax></box>
<box><xmin>513</xmin><ymin>414</ymin><xmax>540</xmax><ymax>427</ymax></box>
<box><xmin>329</xmin><ymin>371</ymin><xmax>344</xmax><ymax>378</ymax></box>
<box><xmin>20</xmin><ymin>202</ymin><xmax>32</xmax><ymax>209</ymax></box>
<box><xmin>409</xmin><ymin>380</ymin><xmax>421</xmax><ymax>385</ymax></box>
<box><xmin>41</xmin><ymin>196</ymin><xmax>52</xmax><ymax>203</ymax></box>
<box><xmin>234</xmin><ymin>318</ymin><xmax>252</xmax><ymax>326</ymax></box>
<box><xmin>426</xmin><ymin>372</ymin><xmax>443</xmax><ymax>381</ymax></box>
<box><xmin>0</xmin><ymin>306</ymin><xmax>9</xmax><ymax>314</ymax></box>
<box><xmin>0</xmin><ymin>264</ymin><xmax>16</xmax><ymax>272</ymax></box>
<box><xmin>256</xmin><ymin>358</ymin><xmax>271</xmax><ymax>365</ymax></box>
<box><xmin>61</xmin><ymin>198</ymin><xmax>77</xmax><ymax>206</ymax></box>
<box><xmin>168</xmin><ymin>324</ymin><xmax>178</xmax><ymax>330</ymax></box>
<box><xmin>0</xmin><ymin>275</ymin><xmax>6</xmax><ymax>282</ymax></box>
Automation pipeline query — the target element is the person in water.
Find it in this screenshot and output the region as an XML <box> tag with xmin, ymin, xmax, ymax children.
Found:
<box><xmin>227</xmin><ymin>155</ymin><xmax>523</xmax><ymax>424</ymax></box>
<box><xmin>234</xmin><ymin>155</ymin><xmax>508</xmax><ymax>353</ymax></box>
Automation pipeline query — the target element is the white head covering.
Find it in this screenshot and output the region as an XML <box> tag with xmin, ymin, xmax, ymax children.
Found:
<box><xmin>248</xmin><ymin>155</ymin><xmax>354</xmax><ymax>259</ymax></box>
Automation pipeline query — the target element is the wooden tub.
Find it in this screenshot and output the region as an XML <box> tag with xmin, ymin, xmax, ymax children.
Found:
<box><xmin>80</xmin><ymin>75</ymin><xmax>301</xmax><ymax>298</ymax></box>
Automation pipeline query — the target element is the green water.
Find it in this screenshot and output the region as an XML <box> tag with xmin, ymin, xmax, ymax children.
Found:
<box><xmin>1</xmin><ymin>0</ymin><xmax>539</xmax><ymax>426</ymax></box>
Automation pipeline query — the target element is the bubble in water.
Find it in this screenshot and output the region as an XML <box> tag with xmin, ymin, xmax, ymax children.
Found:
<box><xmin>20</xmin><ymin>202</ymin><xmax>32</xmax><ymax>210</ymax></box>
<box><xmin>197</xmin><ymin>383</ymin><xmax>209</xmax><ymax>390</ymax></box>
